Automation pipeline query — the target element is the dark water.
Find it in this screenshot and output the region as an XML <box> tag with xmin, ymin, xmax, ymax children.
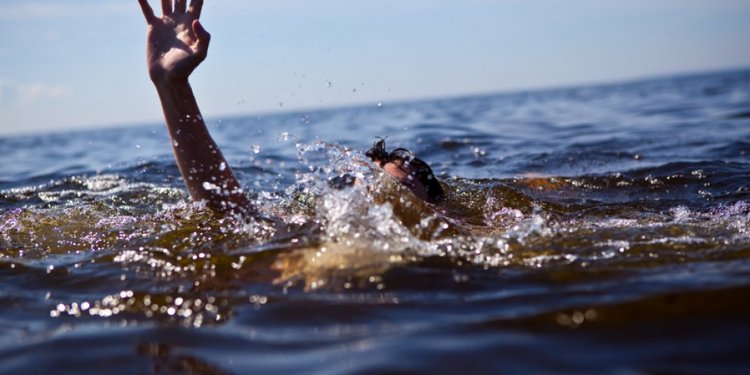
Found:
<box><xmin>2</xmin><ymin>69</ymin><xmax>750</xmax><ymax>374</ymax></box>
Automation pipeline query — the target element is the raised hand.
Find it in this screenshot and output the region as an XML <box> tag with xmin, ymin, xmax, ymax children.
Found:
<box><xmin>136</xmin><ymin>0</ymin><xmax>252</xmax><ymax>214</ymax></box>
<box><xmin>138</xmin><ymin>0</ymin><xmax>209</xmax><ymax>83</ymax></box>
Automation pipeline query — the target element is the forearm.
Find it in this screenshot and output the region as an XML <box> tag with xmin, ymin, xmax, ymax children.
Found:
<box><xmin>154</xmin><ymin>78</ymin><xmax>250</xmax><ymax>213</ymax></box>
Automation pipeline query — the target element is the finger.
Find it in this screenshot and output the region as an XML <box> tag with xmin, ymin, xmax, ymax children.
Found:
<box><xmin>193</xmin><ymin>19</ymin><xmax>211</xmax><ymax>57</ymax></box>
<box><xmin>175</xmin><ymin>0</ymin><xmax>187</xmax><ymax>14</ymax></box>
<box><xmin>188</xmin><ymin>0</ymin><xmax>203</xmax><ymax>18</ymax></box>
<box><xmin>161</xmin><ymin>0</ymin><xmax>172</xmax><ymax>15</ymax></box>
<box><xmin>137</xmin><ymin>0</ymin><xmax>157</xmax><ymax>23</ymax></box>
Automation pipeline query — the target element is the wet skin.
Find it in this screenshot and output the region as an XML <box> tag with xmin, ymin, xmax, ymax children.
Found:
<box><xmin>373</xmin><ymin>158</ymin><xmax>431</xmax><ymax>202</ymax></box>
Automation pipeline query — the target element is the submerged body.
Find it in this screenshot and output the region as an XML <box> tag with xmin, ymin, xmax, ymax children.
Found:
<box><xmin>138</xmin><ymin>0</ymin><xmax>442</xmax><ymax>217</ymax></box>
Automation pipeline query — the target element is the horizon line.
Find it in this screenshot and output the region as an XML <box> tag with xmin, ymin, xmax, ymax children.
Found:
<box><xmin>3</xmin><ymin>64</ymin><xmax>748</xmax><ymax>139</ymax></box>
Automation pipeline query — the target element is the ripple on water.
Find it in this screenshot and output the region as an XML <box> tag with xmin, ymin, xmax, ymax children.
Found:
<box><xmin>2</xmin><ymin>69</ymin><xmax>750</xmax><ymax>374</ymax></box>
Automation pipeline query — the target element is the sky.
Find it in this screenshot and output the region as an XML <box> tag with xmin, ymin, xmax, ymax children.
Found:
<box><xmin>1</xmin><ymin>0</ymin><xmax>750</xmax><ymax>136</ymax></box>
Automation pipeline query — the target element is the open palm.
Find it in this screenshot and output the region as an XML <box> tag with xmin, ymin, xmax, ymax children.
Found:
<box><xmin>138</xmin><ymin>0</ymin><xmax>209</xmax><ymax>82</ymax></box>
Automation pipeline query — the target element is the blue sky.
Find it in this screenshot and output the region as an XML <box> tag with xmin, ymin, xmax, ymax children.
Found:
<box><xmin>1</xmin><ymin>0</ymin><xmax>749</xmax><ymax>136</ymax></box>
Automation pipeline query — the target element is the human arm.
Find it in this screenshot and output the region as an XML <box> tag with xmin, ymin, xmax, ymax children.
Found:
<box><xmin>137</xmin><ymin>0</ymin><xmax>251</xmax><ymax>213</ymax></box>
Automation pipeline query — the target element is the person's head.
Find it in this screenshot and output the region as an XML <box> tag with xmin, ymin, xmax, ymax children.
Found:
<box><xmin>365</xmin><ymin>138</ymin><xmax>444</xmax><ymax>203</ymax></box>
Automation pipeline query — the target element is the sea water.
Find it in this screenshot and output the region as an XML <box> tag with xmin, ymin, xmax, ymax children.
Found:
<box><xmin>1</xmin><ymin>69</ymin><xmax>749</xmax><ymax>374</ymax></box>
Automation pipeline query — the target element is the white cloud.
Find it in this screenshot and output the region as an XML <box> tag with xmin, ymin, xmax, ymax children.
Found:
<box><xmin>0</xmin><ymin>80</ymin><xmax>71</xmax><ymax>106</ymax></box>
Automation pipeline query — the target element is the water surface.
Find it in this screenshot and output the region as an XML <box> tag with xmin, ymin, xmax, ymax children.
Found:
<box><xmin>1</xmin><ymin>69</ymin><xmax>750</xmax><ymax>374</ymax></box>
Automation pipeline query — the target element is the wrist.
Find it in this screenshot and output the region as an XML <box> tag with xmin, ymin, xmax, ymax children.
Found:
<box><xmin>152</xmin><ymin>74</ymin><xmax>190</xmax><ymax>90</ymax></box>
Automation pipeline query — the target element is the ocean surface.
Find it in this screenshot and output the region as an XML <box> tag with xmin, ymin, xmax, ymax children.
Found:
<box><xmin>1</xmin><ymin>69</ymin><xmax>750</xmax><ymax>374</ymax></box>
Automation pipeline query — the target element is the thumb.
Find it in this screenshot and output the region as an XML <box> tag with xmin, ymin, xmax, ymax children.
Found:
<box><xmin>193</xmin><ymin>19</ymin><xmax>211</xmax><ymax>52</ymax></box>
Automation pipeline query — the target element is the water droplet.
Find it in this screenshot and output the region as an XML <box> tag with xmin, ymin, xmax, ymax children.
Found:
<box><xmin>252</xmin><ymin>145</ymin><xmax>261</xmax><ymax>154</ymax></box>
<box><xmin>219</xmin><ymin>162</ymin><xmax>226</xmax><ymax>171</ymax></box>
<box><xmin>585</xmin><ymin>309</ymin><xmax>598</xmax><ymax>320</ymax></box>
<box><xmin>572</xmin><ymin>311</ymin><xmax>585</xmax><ymax>324</ymax></box>
<box><xmin>377</xmin><ymin>102</ymin><xmax>383</xmax><ymax>108</ymax></box>
<box><xmin>326</xmin><ymin>81</ymin><xmax>332</xmax><ymax>88</ymax></box>
<box><xmin>202</xmin><ymin>181</ymin><xmax>219</xmax><ymax>191</ymax></box>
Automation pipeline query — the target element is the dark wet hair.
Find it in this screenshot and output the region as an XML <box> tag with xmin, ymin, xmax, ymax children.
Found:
<box><xmin>364</xmin><ymin>138</ymin><xmax>390</xmax><ymax>164</ymax></box>
<box><xmin>365</xmin><ymin>138</ymin><xmax>445</xmax><ymax>203</ymax></box>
